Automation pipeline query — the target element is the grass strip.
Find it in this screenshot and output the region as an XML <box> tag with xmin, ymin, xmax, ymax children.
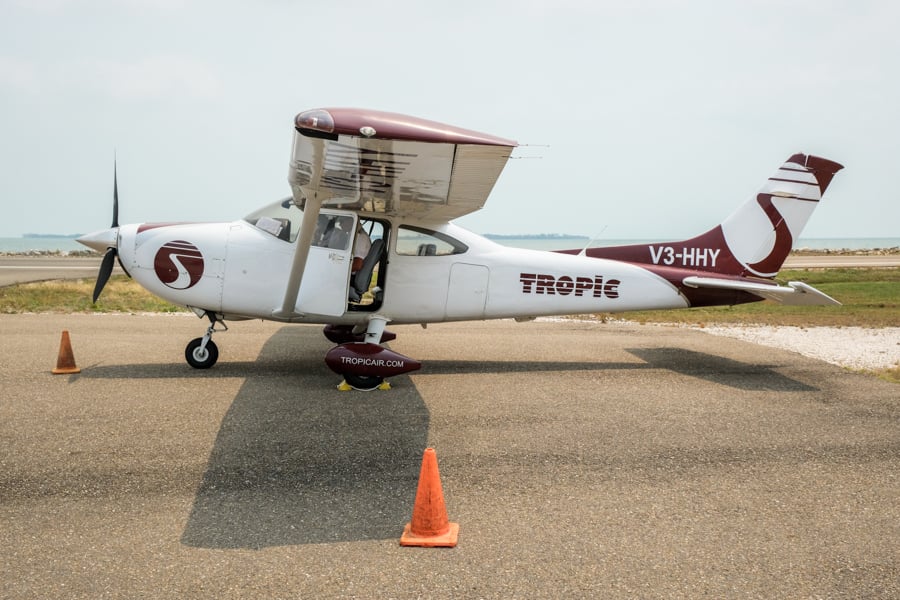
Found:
<box><xmin>2</xmin><ymin>269</ymin><xmax>897</xmax><ymax>380</ymax></box>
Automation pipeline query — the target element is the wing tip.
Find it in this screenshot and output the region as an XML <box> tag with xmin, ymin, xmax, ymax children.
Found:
<box><xmin>296</xmin><ymin>107</ymin><xmax>518</xmax><ymax>147</ymax></box>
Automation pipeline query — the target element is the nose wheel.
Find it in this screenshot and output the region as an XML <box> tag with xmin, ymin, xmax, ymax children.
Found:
<box><xmin>186</xmin><ymin>337</ymin><xmax>219</xmax><ymax>369</ymax></box>
<box><xmin>185</xmin><ymin>313</ymin><xmax>226</xmax><ymax>369</ymax></box>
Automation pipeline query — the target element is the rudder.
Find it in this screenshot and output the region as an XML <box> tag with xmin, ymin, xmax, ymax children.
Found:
<box><xmin>565</xmin><ymin>153</ymin><xmax>843</xmax><ymax>278</ymax></box>
<box><xmin>717</xmin><ymin>153</ymin><xmax>843</xmax><ymax>277</ymax></box>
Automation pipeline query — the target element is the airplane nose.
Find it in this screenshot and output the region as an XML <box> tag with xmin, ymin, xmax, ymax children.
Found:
<box><xmin>77</xmin><ymin>227</ymin><xmax>119</xmax><ymax>253</ymax></box>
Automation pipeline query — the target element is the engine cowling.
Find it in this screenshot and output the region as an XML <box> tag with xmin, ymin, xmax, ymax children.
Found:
<box><xmin>324</xmin><ymin>342</ymin><xmax>421</xmax><ymax>378</ymax></box>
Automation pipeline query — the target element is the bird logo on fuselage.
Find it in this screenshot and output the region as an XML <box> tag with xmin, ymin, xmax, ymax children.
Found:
<box><xmin>154</xmin><ymin>240</ymin><xmax>204</xmax><ymax>289</ymax></box>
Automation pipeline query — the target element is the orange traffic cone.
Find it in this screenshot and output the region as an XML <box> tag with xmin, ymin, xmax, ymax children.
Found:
<box><xmin>52</xmin><ymin>330</ymin><xmax>81</xmax><ymax>374</ymax></box>
<box><xmin>400</xmin><ymin>447</ymin><xmax>459</xmax><ymax>547</ymax></box>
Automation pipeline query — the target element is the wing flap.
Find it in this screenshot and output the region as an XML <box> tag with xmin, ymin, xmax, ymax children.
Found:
<box><xmin>683</xmin><ymin>276</ymin><xmax>840</xmax><ymax>306</ymax></box>
<box><xmin>445</xmin><ymin>144</ymin><xmax>515</xmax><ymax>219</ymax></box>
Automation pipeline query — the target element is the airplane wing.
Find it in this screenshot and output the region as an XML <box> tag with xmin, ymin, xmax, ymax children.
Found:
<box><xmin>278</xmin><ymin>108</ymin><xmax>517</xmax><ymax>316</ymax></box>
<box><xmin>682</xmin><ymin>276</ymin><xmax>840</xmax><ymax>306</ymax></box>
<box><xmin>288</xmin><ymin>108</ymin><xmax>518</xmax><ymax>222</ymax></box>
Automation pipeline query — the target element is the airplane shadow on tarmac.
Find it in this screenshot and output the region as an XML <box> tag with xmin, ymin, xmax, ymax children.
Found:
<box><xmin>625</xmin><ymin>347</ymin><xmax>818</xmax><ymax>392</ymax></box>
<box><xmin>178</xmin><ymin>327</ymin><xmax>430</xmax><ymax>549</ymax></box>
<box><xmin>81</xmin><ymin>347</ymin><xmax>817</xmax><ymax>394</ymax></box>
<box><xmin>82</xmin><ymin>330</ymin><xmax>815</xmax><ymax>548</ymax></box>
<box><xmin>420</xmin><ymin>349</ymin><xmax>816</xmax><ymax>393</ymax></box>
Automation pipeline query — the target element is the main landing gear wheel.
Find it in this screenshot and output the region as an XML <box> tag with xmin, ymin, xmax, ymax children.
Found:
<box><xmin>343</xmin><ymin>373</ymin><xmax>384</xmax><ymax>391</ymax></box>
<box><xmin>186</xmin><ymin>337</ymin><xmax>218</xmax><ymax>369</ymax></box>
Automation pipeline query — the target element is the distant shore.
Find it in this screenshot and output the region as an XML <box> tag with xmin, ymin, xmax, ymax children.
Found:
<box><xmin>21</xmin><ymin>233</ymin><xmax>81</xmax><ymax>239</ymax></box>
<box><xmin>1</xmin><ymin>246</ymin><xmax>899</xmax><ymax>257</ymax></box>
<box><xmin>790</xmin><ymin>246</ymin><xmax>900</xmax><ymax>256</ymax></box>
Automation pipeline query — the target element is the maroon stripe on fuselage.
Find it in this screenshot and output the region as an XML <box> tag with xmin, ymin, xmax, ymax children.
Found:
<box><xmin>637</xmin><ymin>264</ymin><xmax>766</xmax><ymax>308</ymax></box>
<box><xmin>137</xmin><ymin>222</ymin><xmax>195</xmax><ymax>234</ymax></box>
<box><xmin>554</xmin><ymin>249</ymin><xmax>766</xmax><ymax>306</ymax></box>
<box><xmin>557</xmin><ymin>225</ymin><xmax>748</xmax><ymax>276</ymax></box>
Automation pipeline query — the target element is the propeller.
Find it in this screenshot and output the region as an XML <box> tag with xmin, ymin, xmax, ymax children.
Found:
<box><xmin>88</xmin><ymin>161</ymin><xmax>121</xmax><ymax>303</ymax></box>
<box><xmin>92</xmin><ymin>247</ymin><xmax>117</xmax><ymax>303</ymax></box>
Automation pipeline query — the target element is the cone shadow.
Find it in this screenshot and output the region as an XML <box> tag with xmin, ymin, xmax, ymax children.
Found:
<box><xmin>180</xmin><ymin>327</ymin><xmax>429</xmax><ymax>548</ymax></box>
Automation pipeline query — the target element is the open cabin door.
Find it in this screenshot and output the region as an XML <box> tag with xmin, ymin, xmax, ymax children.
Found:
<box><xmin>295</xmin><ymin>210</ymin><xmax>356</xmax><ymax>317</ymax></box>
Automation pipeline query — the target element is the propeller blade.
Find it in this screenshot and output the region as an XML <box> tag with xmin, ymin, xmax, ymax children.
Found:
<box><xmin>112</xmin><ymin>159</ymin><xmax>119</xmax><ymax>228</ymax></box>
<box><xmin>92</xmin><ymin>247</ymin><xmax>117</xmax><ymax>303</ymax></box>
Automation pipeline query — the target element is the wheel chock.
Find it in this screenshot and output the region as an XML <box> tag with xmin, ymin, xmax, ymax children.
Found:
<box><xmin>337</xmin><ymin>380</ymin><xmax>392</xmax><ymax>391</ymax></box>
<box><xmin>52</xmin><ymin>330</ymin><xmax>81</xmax><ymax>375</ymax></box>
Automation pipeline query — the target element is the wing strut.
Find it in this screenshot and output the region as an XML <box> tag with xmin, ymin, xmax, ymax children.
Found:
<box><xmin>277</xmin><ymin>137</ymin><xmax>326</xmax><ymax>317</ymax></box>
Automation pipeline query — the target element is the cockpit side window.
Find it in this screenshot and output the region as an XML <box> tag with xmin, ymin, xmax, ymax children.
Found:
<box><xmin>243</xmin><ymin>198</ymin><xmax>303</xmax><ymax>242</ymax></box>
<box><xmin>396</xmin><ymin>225</ymin><xmax>468</xmax><ymax>256</ymax></box>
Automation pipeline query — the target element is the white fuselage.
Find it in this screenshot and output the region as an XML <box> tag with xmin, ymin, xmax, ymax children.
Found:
<box><xmin>115</xmin><ymin>216</ymin><xmax>689</xmax><ymax>326</ymax></box>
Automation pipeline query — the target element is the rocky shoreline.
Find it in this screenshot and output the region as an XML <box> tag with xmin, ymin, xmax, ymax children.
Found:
<box><xmin>791</xmin><ymin>247</ymin><xmax>900</xmax><ymax>256</ymax></box>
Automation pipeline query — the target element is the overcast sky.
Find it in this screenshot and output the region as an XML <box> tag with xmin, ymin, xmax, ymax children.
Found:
<box><xmin>1</xmin><ymin>0</ymin><xmax>898</xmax><ymax>240</ymax></box>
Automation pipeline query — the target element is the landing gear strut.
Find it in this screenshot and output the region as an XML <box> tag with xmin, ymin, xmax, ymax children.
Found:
<box><xmin>339</xmin><ymin>315</ymin><xmax>389</xmax><ymax>390</ymax></box>
<box><xmin>185</xmin><ymin>313</ymin><xmax>227</xmax><ymax>369</ymax></box>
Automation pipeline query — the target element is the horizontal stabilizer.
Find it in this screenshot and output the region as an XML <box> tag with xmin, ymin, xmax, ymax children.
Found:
<box><xmin>683</xmin><ymin>276</ymin><xmax>840</xmax><ymax>306</ymax></box>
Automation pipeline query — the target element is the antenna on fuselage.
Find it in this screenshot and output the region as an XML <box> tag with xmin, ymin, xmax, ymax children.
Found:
<box><xmin>577</xmin><ymin>225</ymin><xmax>607</xmax><ymax>256</ymax></box>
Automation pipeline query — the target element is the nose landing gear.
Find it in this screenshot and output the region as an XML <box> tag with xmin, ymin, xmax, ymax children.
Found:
<box><xmin>186</xmin><ymin>313</ymin><xmax>227</xmax><ymax>369</ymax></box>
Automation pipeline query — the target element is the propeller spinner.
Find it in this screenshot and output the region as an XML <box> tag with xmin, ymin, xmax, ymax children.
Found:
<box><xmin>77</xmin><ymin>163</ymin><xmax>121</xmax><ymax>302</ymax></box>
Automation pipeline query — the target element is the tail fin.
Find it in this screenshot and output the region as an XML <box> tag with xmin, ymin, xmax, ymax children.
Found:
<box><xmin>569</xmin><ymin>153</ymin><xmax>843</xmax><ymax>278</ymax></box>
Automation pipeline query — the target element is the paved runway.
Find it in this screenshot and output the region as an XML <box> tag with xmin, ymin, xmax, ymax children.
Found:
<box><xmin>0</xmin><ymin>256</ymin><xmax>124</xmax><ymax>287</ymax></box>
<box><xmin>1</xmin><ymin>314</ymin><xmax>897</xmax><ymax>598</ymax></box>
<box><xmin>783</xmin><ymin>254</ymin><xmax>900</xmax><ymax>268</ymax></box>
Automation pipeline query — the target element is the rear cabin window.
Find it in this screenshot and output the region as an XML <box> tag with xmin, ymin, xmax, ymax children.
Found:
<box><xmin>396</xmin><ymin>225</ymin><xmax>468</xmax><ymax>256</ymax></box>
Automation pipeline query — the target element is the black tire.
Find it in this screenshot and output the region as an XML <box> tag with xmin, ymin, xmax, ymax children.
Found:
<box><xmin>344</xmin><ymin>373</ymin><xmax>384</xmax><ymax>391</ymax></box>
<box><xmin>185</xmin><ymin>337</ymin><xmax>218</xmax><ymax>369</ymax></box>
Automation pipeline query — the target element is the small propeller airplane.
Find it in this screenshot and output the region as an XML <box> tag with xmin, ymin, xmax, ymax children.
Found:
<box><xmin>78</xmin><ymin>108</ymin><xmax>843</xmax><ymax>390</ymax></box>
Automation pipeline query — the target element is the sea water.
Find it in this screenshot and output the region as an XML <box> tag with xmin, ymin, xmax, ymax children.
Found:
<box><xmin>488</xmin><ymin>237</ymin><xmax>900</xmax><ymax>252</ymax></box>
<box><xmin>0</xmin><ymin>237</ymin><xmax>87</xmax><ymax>253</ymax></box>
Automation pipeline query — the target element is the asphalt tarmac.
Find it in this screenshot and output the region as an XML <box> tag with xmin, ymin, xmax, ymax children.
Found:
<box><xmin>0</xmin><ymin>256</ymin><xmax>125</xmax><ymax>287</ymax></box>
<box><xmin>1</xmin><ymin>314</ymin><xmax>897</xmax><ymax>598</ymax></box>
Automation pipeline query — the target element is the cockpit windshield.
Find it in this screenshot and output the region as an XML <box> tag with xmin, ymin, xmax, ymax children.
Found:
<box><xmin>243</xmin><ymin>198</ymin><xmax>304</xmax><ymax>242</ymax></box>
